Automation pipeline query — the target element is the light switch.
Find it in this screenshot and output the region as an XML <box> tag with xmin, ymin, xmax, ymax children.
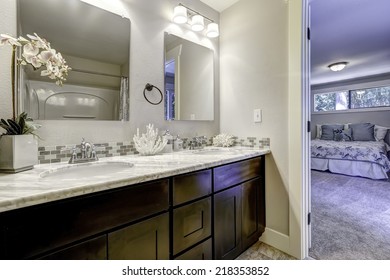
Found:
<box><xmin>254</xmin><ymin>109</ymin><xmax>262</xmax><ymax>123</ymax></box>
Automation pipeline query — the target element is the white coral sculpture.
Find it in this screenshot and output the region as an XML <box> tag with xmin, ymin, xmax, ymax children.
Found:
<box><xmin>133</xmin><ymin>124</ymin><xmax>167</xmax><ymax>155</ymax></box>
<box><xmin>213</xmin><ymin>133</ymin><xmax>235</xmax><ymax>147</ymax></box>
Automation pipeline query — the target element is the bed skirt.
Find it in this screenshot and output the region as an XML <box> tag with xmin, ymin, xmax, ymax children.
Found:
<box><xmin>311</xmin><ymin>158</ymin><xmax>389</xmax><ymax>180</ymax></box>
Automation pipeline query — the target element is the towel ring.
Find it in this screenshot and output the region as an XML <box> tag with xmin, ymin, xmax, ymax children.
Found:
<box><xmin>143</xmin><ymin>83</ymin><xmax>163</xmax><ymax>105</ymax></box>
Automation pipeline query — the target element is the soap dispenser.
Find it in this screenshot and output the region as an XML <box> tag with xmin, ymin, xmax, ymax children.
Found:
<box><xmin>162</xmin><ymin>130</ymin><xmax>174</xmax><ymax>153</ymax></box>
<box><xmin>174</xmin><ymin>135</ymin><xmax>183</xmax><ymax>151</ymax></box>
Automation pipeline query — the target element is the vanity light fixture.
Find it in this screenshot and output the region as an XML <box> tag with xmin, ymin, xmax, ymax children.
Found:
<box><xmin>172</xmin><ymin>3</ymin><xmax>219</xmax><ymax>38</ymax></box>
<box><xmin>173</xmin><ymin>5</ymin><xmax>188</xmax><ymax>24</ymax></box>
<box><xmin>191</xmin><ymin>14</ymin><xmax>205</xmax><ymax>31</ymax></box>
<box><xmin>206</xmin><ymin>22</ymin><xmax>219</xmax><ymax>38</ymax></box>
<box><xmin>328</xmin><ymin>62</ymin><xmax>348</xmax><ymax>72</ymax></box>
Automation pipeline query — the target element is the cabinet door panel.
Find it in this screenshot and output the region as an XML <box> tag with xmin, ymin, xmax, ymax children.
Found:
<box><xmin>40</xmin><ymin>235</ymin><xmax>107</xmax><ymax>260</ymax></box>
<box><xmin>173</xmin><ymin>197</ymin><xmax>211</xmax><ymax>255</ymax></box>
<box><xmin>214</xmin><ymin>186</ymin><xmax>242</xmax><ymax>260</ymax></box>
<box><xmin>108</xmin><ymin>213</ymin><xmax>169</xmax><ymax>260</ymax></box>
<box><xmin>0</xmin><ymin>179</ymin><xmax>168</xmax><ymax>259</ymax></box>
<box><xmin>214</xmin><ymin>157</ymin><xmax>262</xmax><ymax>192</ymax></box>
<box><xmin>174</xmin><ymin>238</ymin><xmax>212</xmax><ymax>260</ymax></box>
<box><xmin>242</xmin><ymin>178</ymin><xmax>265</xmax><ymax>250</ymax></box>
<box><xmin>173</xmin><ymin>169</ymin><xmax>212</xmax><ymax>206</ymax></box>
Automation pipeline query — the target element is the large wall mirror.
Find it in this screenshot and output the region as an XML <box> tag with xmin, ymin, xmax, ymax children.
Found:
<box><xmin>164</xmin><ymin>33</ymin><xmax>214</xmax><ymax>121</ymax></box>
<box><xmin>17</xmin><ymin>0</ymin><xmax>130</xmax><ymax>121</ymax></box>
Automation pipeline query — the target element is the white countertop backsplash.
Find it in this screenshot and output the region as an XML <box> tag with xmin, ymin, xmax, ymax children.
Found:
<box><xmin>0</xmin><ymin>147</ymin><xmax>270</xmax><ymax>213</ymax></box>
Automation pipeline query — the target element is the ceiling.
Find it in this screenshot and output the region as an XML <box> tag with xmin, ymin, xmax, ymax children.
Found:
<box><xmin>200</xmin><ymin>0</ymin><xmax>240</xmax><ymax>12</ymax></box>
<box><xmin>201</xmin><ymin>0</ymin><xmax>390</xmax><ymax>86</ymax></box>
<box><xmin>310</xmin><ymin>0</ymin><xmax>390</xmax><ymax>85</ymax></box>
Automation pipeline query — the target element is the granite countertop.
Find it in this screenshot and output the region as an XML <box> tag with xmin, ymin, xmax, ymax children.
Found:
<box><xmin>0</xmin><ymin>147</ymin><xmax>270</xmax><ymax>213</ymax></box>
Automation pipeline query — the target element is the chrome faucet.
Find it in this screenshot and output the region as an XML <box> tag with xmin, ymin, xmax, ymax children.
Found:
<box><xmin>68</xmin><ymin>138</ymin><xmax>99</xmax><ymax>164</ymax></box>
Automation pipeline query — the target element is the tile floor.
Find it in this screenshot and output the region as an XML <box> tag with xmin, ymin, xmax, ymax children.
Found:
<box><xmin>236</xmin><ymin>241</ymin><xmax>296</xmax><ymax>260</ymax></box>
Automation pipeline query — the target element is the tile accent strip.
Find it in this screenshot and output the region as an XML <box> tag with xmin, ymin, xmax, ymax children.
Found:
<box><xmin>38</xmin><ymin>137</ymin><xmax>270</xmax><ymax>164</ymax></box>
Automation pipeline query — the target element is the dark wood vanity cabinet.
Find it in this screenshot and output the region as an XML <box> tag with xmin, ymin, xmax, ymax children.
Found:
<box><xmin>108</xmin><ymin>213</ymin><xmax>169</xmax><ymax>260</ymax></box>
<box><xmin>0</xmin><ymin>179</ymin><xmax>169</xmax><ymax>259</ymax></box>
<box><xmin>214</xmin><ymin>185</ymin><xmax>242</xmax><ymax>260</ymax></box>
<box><xmin>172</xmin><ymin>169</ymin><xmax>212</xmax><ymax>259</ymax></box>
<box><xmin>0</xmin><ymin>155</ymin><xmax>265</xmax><ymax>260</ymax></box>
<box><xmin>214</xmin><ymin>157</ymin><xmax>265</xmax><ymax>260</ymax></box>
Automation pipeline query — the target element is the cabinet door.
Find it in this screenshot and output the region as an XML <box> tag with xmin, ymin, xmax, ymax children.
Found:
<box><xmin>40</xmin><ymin>235</ymin><xmax>107</xmax><ymax>260</ymax></box>
<box><xmin>214</xmin><ymin>157</ymin><xmax>262</xmax><ymax>192</ymax></box>
<box><xmin>108</xmin><ymin>213</ymin><xmax>169</xmax><ymax>260</ymax></box>
<box><xmin>173</xmin><ymin>197</ymin><xmax>211</xmax><ymax>255</ymax></box>
<box><xmin>174</xmin><ymin>238</ymin><xmax>212</xmax><ymax>260</ymax></box>
<box><xmin>214</xmin><ymin>186</ymin><xmax>242</xmax><ymax>260</ymax></box>
<box><xmin>241</xmin><ymin>178</ymin><xmax>265</xmax><ymax>250</ymax></box>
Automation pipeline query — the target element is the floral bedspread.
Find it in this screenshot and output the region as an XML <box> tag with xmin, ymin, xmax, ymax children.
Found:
<box><xmin>311</xmin><ymin>139</ymin><xmax>390</xmax><ymax>172</ymax></box>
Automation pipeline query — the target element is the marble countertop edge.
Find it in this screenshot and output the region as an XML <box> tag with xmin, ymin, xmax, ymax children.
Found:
<box><xmin>0</xmin><ymin>148</ymin><xmax>270</xmax><ymax>213</ymax></box>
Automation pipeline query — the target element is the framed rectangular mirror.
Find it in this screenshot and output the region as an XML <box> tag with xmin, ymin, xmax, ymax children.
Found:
<box><xmin>17</xmin><ymin>0</ymin><xmax>130</xmax><ymax>121</ymax></box>
<box><xmin>164</xmin><ymin>33</ymin><xmax>214</xmax><ymax>121</ymax></box>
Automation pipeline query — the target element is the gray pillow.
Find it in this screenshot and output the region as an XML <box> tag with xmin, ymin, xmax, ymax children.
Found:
<box><xmin>350</xmin><ymin>123</ymin><xmax>375</xmax><ymax>141</ymax></box>
<box><xmin>320</xmin><ymin>124</ymin><xmax>344</xmax><ymax>140</ymax></box>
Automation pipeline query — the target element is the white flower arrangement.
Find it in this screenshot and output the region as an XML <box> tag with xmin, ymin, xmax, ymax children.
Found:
<box><xmin>0</xmin><ymin>33</ymin><xmax>71</xmax><ymax>86</ymax></box>
<box><xmin>133</xmin><ymin>124</ymin><xmax>167</xmax><ymax>156</ymax></box>
<box><xmin>212</xmin><ymin>133</ymin><xmax>235</xmax><ymax>147</ymax></box>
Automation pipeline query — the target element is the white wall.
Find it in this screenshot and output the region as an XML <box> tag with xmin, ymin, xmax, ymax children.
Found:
<box><xmin>0</xmin><ymin>0</ymin><xmax>220</xmax><ymax>146</ymax></box>
<box><xmin>220</xmin><ymin>0</ymin><xmax>290</xmax><ymax>249</ymax></box>
<box><xmin>220</xmin><ymin>0</ymin><xmax>305</xmax><ymax>259</ymax></box>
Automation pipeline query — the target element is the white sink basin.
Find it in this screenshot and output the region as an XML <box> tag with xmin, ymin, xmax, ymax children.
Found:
<box><xmin>40</xmin><ymin>161</ymin><xmax>134</xmax><ymax>179</ymax></box>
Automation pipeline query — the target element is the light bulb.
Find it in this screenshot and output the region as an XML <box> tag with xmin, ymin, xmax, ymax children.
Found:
<box><xmin>191</xmin><ymin>15</ymin><xmax>204</xmax><ymax>31</ymax></box>
<box><xmin>173</xmin><ymin>5</ymin><xmax>188</xmax><ymax>24</ymax></box>
<box><xmin>206</xmin><ymin>22</ymin><xmax>219</xmax><ymax>38</ymax></box>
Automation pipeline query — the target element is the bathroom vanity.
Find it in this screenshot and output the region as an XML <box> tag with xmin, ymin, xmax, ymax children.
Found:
<box><xmin>0</xmin><ymin>148</ymin><xmax>268</xmax><ymax>260</ymax></box>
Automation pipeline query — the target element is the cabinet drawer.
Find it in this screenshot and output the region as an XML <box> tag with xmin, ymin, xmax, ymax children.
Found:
<box><xmin>40</xmin><ymin>235</ymin><xmax>107</xmax><ymax>260</ymax></box>
<box><xmin>174</xmin><ymin>238</ymin><xmax>212</xmax><ymax>260</ymax></box>
<box><xmin>173</xmin><ymin>169</ymin><xmax>212</xmax><ymax>206</ymax></box>
<box><xmin>0</xmin><ymin>179</ymin><xmax>169</xmax><ymax>259</ymax></box>
<box><xmin>214</xmin><ymin>157</ymin><xmax>262</xmax><ymax>192</ymax></box>
<box><xmin>108</xmin><ymin>213</ymin><xmax>169</xmax><ymax>260</ymax></box>
<box><xmin>173</xmin><ymin>197</ymin><xmax>211</xmax><ymax>255</ymax></box>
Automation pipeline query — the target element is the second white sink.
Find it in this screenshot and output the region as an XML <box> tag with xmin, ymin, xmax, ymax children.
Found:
<box><xmin>40</xmin><ymin>161</ymin><xmax>134</xmax><ymax>180</ymax></box>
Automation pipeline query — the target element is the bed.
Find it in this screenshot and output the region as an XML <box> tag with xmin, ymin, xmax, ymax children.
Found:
<box><xmin>311</xmin><ymin>123</ymin><xmax>390</xmax><ymax>180</ymax></box>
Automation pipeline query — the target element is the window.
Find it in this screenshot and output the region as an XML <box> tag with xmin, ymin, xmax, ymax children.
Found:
<box><xmin>314</xmin><ymin>86</ymin><xmax>390</xmax><ymax>112</ymax></box>
<box><xmin>314</xmin><ymin>91</ymin><xmax>349</xmax><ymax>112</ymax></box>
<box><xmin>350</xmin><ymin>86</ymin><xmax>390</xmax><ymax>109</ymax></box>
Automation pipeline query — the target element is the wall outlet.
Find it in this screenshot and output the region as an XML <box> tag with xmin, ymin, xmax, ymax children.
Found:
<box><xmin>253</xmin><ymin>109</ymin><xmax>262</xmax><ymax>123</ymax></box>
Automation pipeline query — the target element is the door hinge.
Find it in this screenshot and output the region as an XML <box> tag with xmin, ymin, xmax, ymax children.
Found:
<box><xmin>308</xmin><ymin>212</ymin><xmax>311</xmax><ymax>225</ymax></box>
<box><xmin>307</xmin><ymin>121</ymin><xmax>311</xmax><ymax>133</ymax></box>
<box><xmin>307</xmin><ymin>28</ymin><xmax>311</xmax><ymax>40</ymax></box>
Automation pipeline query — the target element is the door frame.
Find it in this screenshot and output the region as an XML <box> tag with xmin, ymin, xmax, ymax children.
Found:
<box><xmin>301</xmin><ymin>0</ymin><xmax>311</xmax><ymax>259</ymax></box>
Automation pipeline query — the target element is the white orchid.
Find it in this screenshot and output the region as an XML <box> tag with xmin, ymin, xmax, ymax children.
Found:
<box><xmin>0</xmin><ymin>32</ymin><xmax>70</xmax><ymax>86</ymax></box>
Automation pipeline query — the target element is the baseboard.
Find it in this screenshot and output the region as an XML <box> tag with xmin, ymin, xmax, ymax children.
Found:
<box><xmin>259</xmin><ymin>228</ymin><xmax>291</xmax><ymax>256</ymax></box>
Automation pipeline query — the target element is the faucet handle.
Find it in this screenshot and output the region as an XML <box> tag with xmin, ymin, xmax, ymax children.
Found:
<box><xmin>60</xmin><ymin>146</ymin><xmax>78</xmax><ymax>164</ymax></box>
<box><xmin>90</xmin><ymin>144</ymin><xmax>99</xmax><ymax>160</ymax></box>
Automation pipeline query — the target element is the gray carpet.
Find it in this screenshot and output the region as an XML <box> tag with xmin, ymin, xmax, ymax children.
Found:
<box><xmin>309</xmin><ymin>170</ymin><xmax>390</xmax><ymax>260</ymax></box>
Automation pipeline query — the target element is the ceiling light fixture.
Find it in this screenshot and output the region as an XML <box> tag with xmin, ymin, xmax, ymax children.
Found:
<box><xmin>172</xmin><ymin>3</ymin><xmax>219</xmax><ymax>38</ymax></box>
<box><xmin>328</xmin><ymin>62</ymin><xmax>348</xmax><ymax>72</ymax></box>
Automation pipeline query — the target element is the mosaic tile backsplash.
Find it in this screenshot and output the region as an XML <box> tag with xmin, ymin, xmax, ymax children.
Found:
<box><xmin>38</xmin><ymin>136</ymin><xmax>270</xmax><ymax>164</ymax></box>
